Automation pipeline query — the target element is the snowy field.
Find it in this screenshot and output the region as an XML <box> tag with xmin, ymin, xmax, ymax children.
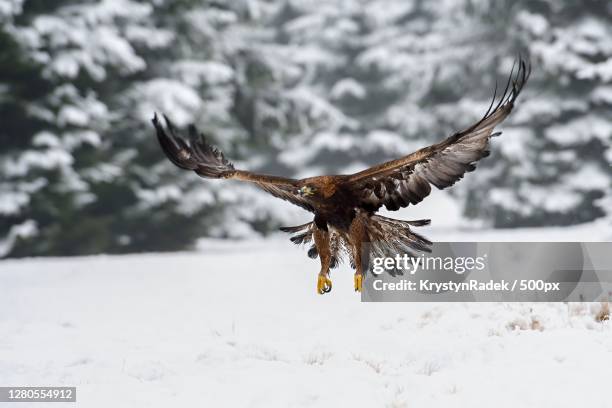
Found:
<box><xmin>1</xmin><ymin>223</ymin><xmax>612</xmax><ymax>407</ymax></box>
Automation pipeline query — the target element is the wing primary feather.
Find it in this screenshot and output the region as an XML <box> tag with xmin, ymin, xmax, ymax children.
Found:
<box><xmin>482</xmin><ymin>80</ymin><xmax>498</xmax><ymax>120</ymax></box>
<box><xmin>153</xmin><ymin>114</ymin><xmax>315</xmax><ymax>212</ymax></box>
<box><xmin>345</xmin><ymin>55</ymin><xmax>530</xmax><ymax>213</ymax></box>
<box><xmin>153</xmin><ymin>114</ymin><xmax>235</xmax><ymax>178</ymax></box>
<box><xmin>152</xmin><ymin>113</ymin><xmax>198</xmax><ymax>170</ymax></box>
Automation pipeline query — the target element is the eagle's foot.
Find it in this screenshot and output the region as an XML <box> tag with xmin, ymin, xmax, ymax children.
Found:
<box><xmin>354</xmin><ymin>273</ymin><xmax>363</xmax><ymax>292</ymax></box>
<box><xmin>317</xmin><ymin>273</ymin><xmax>332</xmax><ymax>294</ymax></box>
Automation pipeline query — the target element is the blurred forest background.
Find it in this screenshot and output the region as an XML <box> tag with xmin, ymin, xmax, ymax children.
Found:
<box><xmin>0</xmin><ymin>0</ymin><xmax>610</xmax><ymax>258</ymax></box>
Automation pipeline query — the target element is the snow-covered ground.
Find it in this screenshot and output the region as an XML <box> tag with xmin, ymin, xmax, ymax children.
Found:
<box><xmin>1</xmin><ymin>224</ymin><xmax>611</xmax><ymax>407</ymax></box>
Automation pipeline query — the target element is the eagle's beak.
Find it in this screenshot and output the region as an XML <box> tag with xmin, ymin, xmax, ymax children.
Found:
<box><xmin>298</xmin><ymin>186</ymin><xmax>315</xmax><ymax>197</ymax></box>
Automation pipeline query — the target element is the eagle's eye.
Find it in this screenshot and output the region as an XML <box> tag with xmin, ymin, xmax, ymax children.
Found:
<box><xmin>298</xmin><ymin>186</ymin><xmax>316</xmax><ymax>197</ymax></box>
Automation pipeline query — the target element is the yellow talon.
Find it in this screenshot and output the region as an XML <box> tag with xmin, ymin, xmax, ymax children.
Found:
<box><xmin>354</xmin><ymin>274</ymin><xmax>363</xmax><ymax>292</ymax></box>
<box><xmin>317</xmin><ymin>274</ymin><xmax>332</xmax><ymax>294</ymax></box>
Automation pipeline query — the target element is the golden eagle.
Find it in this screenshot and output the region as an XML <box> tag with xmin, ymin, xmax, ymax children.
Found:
<box><xmin>152</xmin><ymin>58</ymin><xmax>530</xmax><ymax>294</ymax></box>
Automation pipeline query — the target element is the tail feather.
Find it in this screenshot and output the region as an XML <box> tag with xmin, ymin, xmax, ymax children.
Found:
<box><xmin>281</xmin><ymin>222</ymin><xmax>314</xmax><ymax>245</ymax></box>
<box><xmin>368</xmin><ymin>215</ymin><xmax>432</xmax><ymax>254</ymax></box>
<box><xmin>281</xmin><ymin>222</ymin><xmax>345</xmax><ymax>270</ymax></box>
<box><xmin>307</xmin><ymin>245</ymin><xmax>318</xmax><ymax>259</ymax></box>
<box><xmin>279</xmin><ymin>222</ymin><xmax>313</xmax><ymax>233</ymax></box>
<box><xmin>280</xmin><ymin>215</ymin><xmax>432</xmax><ymax>274</ymax></box>
<box><xmin>404</xmin><ymin>219</ymin><xmax>431</xmax><ymax>227</ymax></box>
<box><xmin>365</xmin><ymin>215</ymin><xmax>432</xmax><ymax>276</ymax></box>
<box><xmin>289</xmin><ymin>232</ymin><xmax>311</xmax><ymax>245</ymax></box>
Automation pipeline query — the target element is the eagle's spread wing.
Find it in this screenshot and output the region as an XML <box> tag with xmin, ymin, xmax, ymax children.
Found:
<box><xmin>152</xmin><ymin>115</ymin><xmax>314</xmax><ymax>212</ymax></box>
<box><xmin>345</xmin><ymin>58</ymin><xmax>531</xmax><ymax>212</ymax></box>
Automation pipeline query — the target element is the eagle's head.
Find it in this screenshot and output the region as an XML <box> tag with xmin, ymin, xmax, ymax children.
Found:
<box><xmin>297</xmin><ymin>185</ymin><xmax>317</xmax><ymax>197</ymax></box>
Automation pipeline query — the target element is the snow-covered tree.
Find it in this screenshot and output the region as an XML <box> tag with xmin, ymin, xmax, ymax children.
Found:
<box><xmin>125</xmin><ymin>0</ymin><xmax>334</xmax><ymax>242</ymax></box>
<box><xmin>278</xmin><ymin>0</ymin><xmax>612</xmax><ymax>228</ymax></box>
<box><xmin>461</xmin><ymin>0</ymin><xmax>612</xmax><ymax>227</ymax></box>
<box><xmin>1</xmin><ymin>0</ymin><xmax>609</xmax><ymax>257</ymax></box>
<box><xmin>0</xmin><ymin>0</ymin><xmax>335</xmax><ymax>256</ymax></box>
<box><xmin>272</xmin><ymin>0</ymin><xmax>510</xmax><ymax>210</ymax></box>
<box><xmin>1</xmin><ymin>0</ymin><xmax>176</xmax><ymax>256</ymax></box>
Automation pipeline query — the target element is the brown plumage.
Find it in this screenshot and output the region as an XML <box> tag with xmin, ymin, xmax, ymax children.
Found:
<box><xmin>152</xmin><ymin>57</ymin><xmax>530</xmax><ymax>294</ymax></box>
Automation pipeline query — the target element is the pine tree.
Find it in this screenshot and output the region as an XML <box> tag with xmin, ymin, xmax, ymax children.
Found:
<box><xmin>461</xmin><ymin>0</ymin><xmax>612</xmax><ymax>227</ymax></box>
<box><xmin>0</xmin><ymin>0</ymin><xmax>336</xmax><ymax>256</ymax></box>
<box><xmin>270</xmin><ymin>0</ymin><xmax>502</xmax><ymax>206</ymax></box>
<box><xmin>2</xmin><ymin>1</ymin><xmax>609</xmax><ymax>257</ymax></box>
<box><xmin>125</xmin><ymin>0</ymin><xmax>326</xmax><ymax>243</ymax></box>
<box><xmin>1</xmin><ymin>0</ymin><xmax>177</xmax><ymax>256</ymax></box>
<box><xmin>0</xmin><ymin>0</ymin><xmax>64</xmax><ymax>256</ymax></box>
